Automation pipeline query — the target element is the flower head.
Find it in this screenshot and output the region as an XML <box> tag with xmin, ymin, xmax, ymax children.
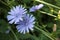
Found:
<box><xmin>7</xmin><ymin>5</ymin><xmax>27</xmax><ymax>24</ymax></box>
<box><xmin>29</xmin><ymin>4</ymin><xmax>44</xmax><ymax>12</ymax></box>
<box><xmin>16</xmin><ymin>14</ymin><xmax>35</xmax><ymax>34</ymax></box>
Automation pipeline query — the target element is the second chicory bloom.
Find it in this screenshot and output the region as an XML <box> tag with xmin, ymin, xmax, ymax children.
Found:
<box><xmin>16</xmin><ymin>14</ymin><xmax>35</xmax><ymax>34</ymax></box>
<box><xmin>29</xmin><ymin>4</ymin><xmax>44</xmax><ymax>12</ymax></box>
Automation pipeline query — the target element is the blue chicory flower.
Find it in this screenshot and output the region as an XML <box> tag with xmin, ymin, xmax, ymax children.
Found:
<box><xmin>29</xmin><ymin>4</ymin><xmax>44</xmax><ymax>12</ymax></box>
<box><xmin>7</xmin><ymin>5</ymin><xmax>27</xmax><ymax>24</ymax></box>
<box><xmin>16</xmin><ymin>14</ymin><xmax>35</xmax><ymax>34</ymax></box>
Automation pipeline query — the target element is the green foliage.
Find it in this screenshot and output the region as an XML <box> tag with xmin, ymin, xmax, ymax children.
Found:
<box><xmin>0</xmin><ymin>0</ymin><xmax>60</xmax><ymax>40</ymax></box>
<box><xmin>0</xmin><ymin>19</ymin><xmax>9</xmax><ymax>33</ymax></box>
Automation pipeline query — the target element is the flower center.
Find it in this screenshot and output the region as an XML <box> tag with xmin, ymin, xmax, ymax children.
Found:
<box><xmin>23</xmin><ymin>19</ymin><xmax>29</xmax><ymax>26</ymax></box>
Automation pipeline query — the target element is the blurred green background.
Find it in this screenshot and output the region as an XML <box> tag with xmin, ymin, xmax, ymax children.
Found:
<box><xmin>0</xmin><ymin>0</ymin><xmax>60</xmax><ymax>40</ymax></box>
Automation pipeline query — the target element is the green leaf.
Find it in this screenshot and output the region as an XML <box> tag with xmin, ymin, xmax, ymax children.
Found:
<box><xmin>0</xmin><ymin>19</ymin><xmax>9</xmax><ymax>33</ymax></box>
<box><xmin>39</xmin><ymin>33</ymin><xmax>50</xmax><ymax>40</ymax></box>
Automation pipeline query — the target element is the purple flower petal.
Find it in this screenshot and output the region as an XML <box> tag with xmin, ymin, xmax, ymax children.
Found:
<box><xmin>29</xmin><ymin>4</ymin><xmax>44</xmax><ymax>12</ymax></box>
<box><xmin>7</xmin><ymin>5</ymin><xmax>27</xmax><ymax>24</ymax></box>
<box><xmin>16</xmin><ymin>14</ymin><xmax>35</xmax><ymax>34</ymax></box>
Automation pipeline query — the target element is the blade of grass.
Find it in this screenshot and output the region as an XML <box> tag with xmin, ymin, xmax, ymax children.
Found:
<box><xmin>35</xmin><ymin>0</ymin><xmax>60</xmax><ymax>9</ymax></box>
<box><xmin>0</xmin><ymin>0</ymin><xmax>11</xmax><ymax>8</ymax></box>
<box><xmin>35</xmin><ymin>27</ymin><xmax>55</xmax><ymax>40</ymax></box>
<box><xmin>8</xmin><ymin>27</ymin><xmax>19</xmax><ymax>40</ymax></box>
<box><xmin>39</xmin><ymin>11</ymin><xmax>57</xmax><ymax>17</ymax></box>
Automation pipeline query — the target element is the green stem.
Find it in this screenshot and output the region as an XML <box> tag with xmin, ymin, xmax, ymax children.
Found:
<box><xmin>28</xmin><ymin>34</ymin><xmax>39</xmax><ymax>40</ymax></box>
<box><xmin>36</xmin><ymin>22</ymin><xmax>49</xmax><ymax>33</ymax></box>
<box><xmin>35</xmin><ymin>0</ymin><xmax>60</xmax><ymax>9</ymax></box>
<box><xmin>35</xmin><ymin>27</ymin><xmax>55</xmax><ymax>40</ymax></box>
<box><xmin>39</xmin><ymin>11</ymin><xmax>57</xmax><ymax>17</ymax></box>
<box><xmin>8</xmin><ymin>27</ymin><xmax>19</xmax><ymax>40</ymax></box>
<box><xmin>0</xmin><ymin>0</ymin><xmax>11</xmax><ymax>8</ymax></box>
